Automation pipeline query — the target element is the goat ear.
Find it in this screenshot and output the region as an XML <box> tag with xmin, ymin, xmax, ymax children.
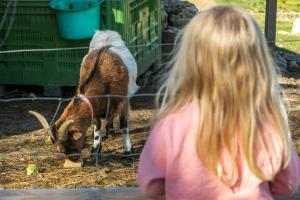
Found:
<box><xmin>73</xmin><ymin>132</ymin><xmax>82</xmax><ymax>141</ymax></box>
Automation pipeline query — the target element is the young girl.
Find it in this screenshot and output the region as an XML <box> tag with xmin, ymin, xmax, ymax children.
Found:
<box><xmin>137</xmin><ymin>5</ymin><xmax>300</xmax><ymax>200</ymax></box>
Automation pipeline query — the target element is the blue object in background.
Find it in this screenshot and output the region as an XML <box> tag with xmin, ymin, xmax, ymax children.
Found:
<box><xmin>50</xmin><ymin>0</ymin><xmax>104</xmax><ymax>40</ymax></box>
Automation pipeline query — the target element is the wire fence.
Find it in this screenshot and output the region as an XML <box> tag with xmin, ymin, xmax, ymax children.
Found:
<box><xmin>0</xmin><ymin>1</ymin><xmax>299</xmax><ymax>145</ymax></box>
<box><xmin>0</xmin><ymin>92</ymin><xmax>159</xmax><ymax>189</ymax></box>
<box><xmin>0</xmin><ymin>0</ymin><xmax>16</xmax><ymax>49</ymax></box>
<box><xmin>0</xmin><ymin>39</ymin><xmax>300</xmax><ymax>55</ymax></box>
<box><xmin>0</xmin><ymin>0</ymin><xmax>300</xmax><ymax>190</ymax></box>
<box><xmin>1</xmin><ymin>90</ymin><xmax>300</xmax><ymax>189</ymax></box>
<box><xmin>0</xmin><ymin>93</ymin><xmax>159</xmax><ymax>156</ymax></box>
<box><xmin>0</xmin><ymin>91</ymin><xmax>300</xmax><ymax>145</ymax></box>
<box><xmin>0</xmin><ymin>0</ymin><xmax>300</xmax><ymax>55</ymax></box>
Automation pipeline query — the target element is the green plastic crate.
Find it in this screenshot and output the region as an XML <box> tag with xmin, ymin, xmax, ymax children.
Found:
<box><xmin>0</xmin><ymin>0</ymin><xmax>161</xmax><ymax>86</ymax></box>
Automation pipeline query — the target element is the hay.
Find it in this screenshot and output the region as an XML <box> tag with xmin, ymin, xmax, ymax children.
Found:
<box><xmin>0</xmin><ymin>95</ymin><xmax>154</xmax><ymax>189</ymax></box>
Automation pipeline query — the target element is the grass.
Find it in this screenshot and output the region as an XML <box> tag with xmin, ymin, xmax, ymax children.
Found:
<box><xmin>217</xmin><ymin>0</ymin><xmax>300</xmax><ymax>12</ymax></box>
<box><xmin>256</xmin><ymin>19</ymin><xmax>300</xmax><ymax>53</ymax></box>
<box><xmin>275</xmin><ymin>21</ymin><xmax>300</xmax><ymax>53</ymax></box>
<box><xmin>217</xmin><ymin>0</ymin><xmax>266</xmax><ymax>12</ymax></box>
<box><xmin>184</xmin><ymin>0</ymin><xmax>300</xmax><ymax>53</ymax></box>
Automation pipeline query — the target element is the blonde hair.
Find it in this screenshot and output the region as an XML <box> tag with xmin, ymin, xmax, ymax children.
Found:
<box><xmin>155</xmin><ymin>5</ymin><xmax>291</xmax><ymax>186</ymax></box>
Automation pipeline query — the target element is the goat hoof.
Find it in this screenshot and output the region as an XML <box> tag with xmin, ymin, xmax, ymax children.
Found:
<box><xmin>91</xmin><ymin>145</ymin><xmax>102</xmax><ymax>157</ymax></box>
<box><xmin>124</xmin><ymin>147</ymin><xmax>135</xmax><ymax>155</ymax></box>
<box><xmin>124</xmin><ymin>147</ymin><xmax>136</xmax><ymax>162</ymax></box>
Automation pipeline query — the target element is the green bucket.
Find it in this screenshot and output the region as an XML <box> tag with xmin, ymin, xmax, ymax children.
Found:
<box><xmin>49</xmin><ymin>0</ymin><xmax>104</xmax><ymax>40</ymax></box>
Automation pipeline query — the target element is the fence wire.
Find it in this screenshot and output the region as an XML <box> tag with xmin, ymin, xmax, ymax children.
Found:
<box><xmin>0</xmin><ymin>39</ymin><xmax>300</xmax><ymax>55</ymax></box>
<box><xmin>0</xmin><ymin>0</ymin><xmax>16</xmax><ymax>49</ymax></box>
<box><xmin>0</xmin><ymin>92</ymin><xmax>299</xmax><ymax>157</ymax></box>
<box><xmin>0</xmin><ymin>0</ymin><xmax>299</xmax><ymax>54</ymax></box>
<box><xmin>0</xmin><ymin>0</ymin><xmax>300</xmax><ymax>189</ymax></box>
<box><xmin>0</xmin><ymin>93</ymin><xmax>160</xmax><ymax>157</ymax></box>
<box><xmin>0</xmin><ymin>90</ymin><xmax>300</xmax><ymax>188</ymax></box>
<box><xmin>0</xmin><ymin>93</ymin><xmax>158</xmax><ymax>188</ymax></box>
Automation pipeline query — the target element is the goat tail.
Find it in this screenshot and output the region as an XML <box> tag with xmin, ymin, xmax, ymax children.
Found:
<box><xmin>78</xmin><ymin>45</ymin><xmax>111</xmax><ymax>94</ymax></box>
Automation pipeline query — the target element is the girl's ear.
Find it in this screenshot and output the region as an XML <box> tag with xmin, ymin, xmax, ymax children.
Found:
<box><xmin>73</xmin><ymin>132</ymin><xmax>83</xmax><ymax>141</ymax></box>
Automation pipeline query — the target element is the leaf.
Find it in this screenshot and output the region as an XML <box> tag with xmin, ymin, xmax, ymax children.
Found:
<box><xmin>28</xmin><ymin>92</ymin><xmax>36</xmax><ymax>98</ymax></box>
<box><xmin>45</xmin><ymin>136</ymin><xmax>53</xmax><ymax>145</ymax></box>
<box><xmin>26</xmin><ymin>164</ymin><xmax>36</xmax><ymax>176</ymax></box>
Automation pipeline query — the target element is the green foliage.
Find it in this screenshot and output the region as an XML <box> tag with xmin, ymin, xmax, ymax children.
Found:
<box><xmin>278</xmin><ymin>0</ymin><xmax>300</xmax><ymax>12</ymax></box>
<box><xmin>257</xmin><ymin>20</ymin><xmax>300</xmax><ymax>53</ymax></box>
<box><xmin>215</xmin><ymin>0</ymin><xmax>300</xmax><ymax>53</ymax></box>
<box><xmin>217</xmin><ymin>0</ymin><xmax>300</xmax><ymax>12</ymax></box>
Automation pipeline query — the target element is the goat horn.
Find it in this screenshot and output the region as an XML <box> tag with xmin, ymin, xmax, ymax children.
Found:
<box><xmin>29</xmin><ymin>111</ymin><xmax>55</xmax><ymax>141</ymax></box>
<box><xmin>57</xmin><ymin>120</ymin><xmax>74</xmax><ymax>142</ymax></box>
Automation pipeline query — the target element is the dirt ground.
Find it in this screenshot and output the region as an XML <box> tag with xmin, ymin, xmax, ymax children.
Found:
<box><xmin>0</xmin><ymin>75</ymin><xmax>299</xmax><ymax>189</ymax></box>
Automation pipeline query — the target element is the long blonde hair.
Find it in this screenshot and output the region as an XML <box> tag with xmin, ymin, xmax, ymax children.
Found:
<box><xmin>155</xmin><ymin>5</ymin><xmax>291</xmax><ymax>186</ymax></box>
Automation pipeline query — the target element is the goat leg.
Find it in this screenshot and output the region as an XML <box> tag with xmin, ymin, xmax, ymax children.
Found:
<box><xmin>122</xmin><ymin>127</ymin><xmax>133</xmax><ymax>154</ymax></box>
<box><xmin>91</xmin><ymin>118</ymin><xmax>102</xmax><ymax>156</ymax></box>
<box><xmin>105</xmin><ymin>108</ymin><xmax>116</xmax><ymax>138</ymax></box>
<box><xmin>120</xmin><ymin>102</ymin><xmax>133</xmax><ymax>154</ymax></box>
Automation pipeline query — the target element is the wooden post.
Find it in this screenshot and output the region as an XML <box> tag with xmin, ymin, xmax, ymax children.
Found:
<box><xmin>265</xmin><ymin>0</ymin><xmax>278</xmax><ymax>48</ymax></box>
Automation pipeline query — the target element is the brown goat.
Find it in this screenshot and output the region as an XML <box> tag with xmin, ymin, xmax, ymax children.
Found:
<box><xmin>29</xmin><ymin>47</ymin><xmax>133</xmax><ymax>161</ymax></box>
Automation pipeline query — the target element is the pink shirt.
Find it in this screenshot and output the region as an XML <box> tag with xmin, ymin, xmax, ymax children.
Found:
<box><xmin>137</xmin><ymin>102</ymin><xmax>300</xmax><ymax>200</ymax></box>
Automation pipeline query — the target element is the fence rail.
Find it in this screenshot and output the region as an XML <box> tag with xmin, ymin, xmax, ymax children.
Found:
<box><xmin>0</xmin><ymin>187</ymin><xmax>299</xmax><ymax>200</ymax></box>
<box><xmin>0</xmin><ymin>188</ymin><xmax>151</xmax><ymax>200</ymax></box>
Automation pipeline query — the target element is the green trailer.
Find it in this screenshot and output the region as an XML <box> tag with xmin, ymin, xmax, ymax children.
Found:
<box><xmin>0</xmin><ymin>0</ymin><xmax>161</xmax><ymax>90</ymax></box>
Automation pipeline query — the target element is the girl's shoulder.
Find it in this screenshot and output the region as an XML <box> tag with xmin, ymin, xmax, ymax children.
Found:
<box><xmin>152</xmin><ymin>101</ymin><xmax>196</xmax><ymax>144</ymax></box>
<box><xmin>156</xmin><ymin>101</ymin><xmax>195</xmax><ymax>127</ymax></box>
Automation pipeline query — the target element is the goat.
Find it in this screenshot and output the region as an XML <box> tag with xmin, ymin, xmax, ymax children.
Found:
<box><xmin>88</xmin><ymin>30</ymin><xmax>139</xmax><ymax>96</ymax></box>
<box><xmin>29</xmin><ymin>31</ymin><xmax>139</xmax><ymax>162</ymax></box>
